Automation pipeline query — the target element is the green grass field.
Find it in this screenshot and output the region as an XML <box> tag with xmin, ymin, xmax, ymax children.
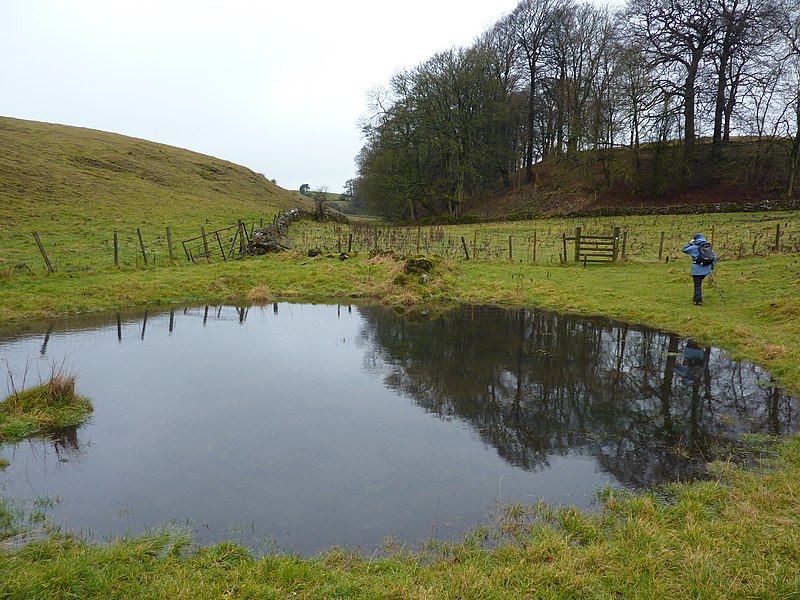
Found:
<box><xmin>0</xmin><ymin>116</ymin><xmax>314</xmax><ymax>271</ymax></box>
<box><xmin>2</xmin><ymin>117</ymin><xmax>800</xmax><ymax>598</ymax></box>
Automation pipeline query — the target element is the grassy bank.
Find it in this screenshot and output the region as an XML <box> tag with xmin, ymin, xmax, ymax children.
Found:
<box><xmin>1</xmin><ymin>437</ymin><xmax>799</xmax><ymax>597</ymax></box>
<box><xmin>0</xmin><ymin>371</ymin><xmax>93</xmax><ymax>443</ymax></box>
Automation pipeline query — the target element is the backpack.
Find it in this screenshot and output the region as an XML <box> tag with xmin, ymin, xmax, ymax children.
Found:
<box><xmin>695</xmin><ymin>242</ymin><xmax>714</xmax><ymax>266</ymax></box>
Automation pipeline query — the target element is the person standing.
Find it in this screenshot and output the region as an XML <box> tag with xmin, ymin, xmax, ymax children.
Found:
<box><xmin>681</xmin><ymin>233</ymin><xmax>716</xmax><ymax>305</ymax></box>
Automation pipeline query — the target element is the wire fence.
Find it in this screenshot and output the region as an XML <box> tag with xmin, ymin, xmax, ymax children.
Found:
<box><xmin>5</xmin><ymin>211</ymin><xmax>799</xmax><ymax>274</ymax></box>
<box><xmin>289</xmin><ymin>214</ymin><xmax>800</xmax><ymax>265</ymax></box>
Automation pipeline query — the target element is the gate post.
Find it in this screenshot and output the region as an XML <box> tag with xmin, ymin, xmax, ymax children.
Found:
<box><xmin>612</xmin><ymin>226</ymin><xmax>621</xmax><ymax>261</ymax></box>
<box><xmin>574</xmin><ymin>226</ymin><xmax>581</xmax><ymax>262</ymax></box>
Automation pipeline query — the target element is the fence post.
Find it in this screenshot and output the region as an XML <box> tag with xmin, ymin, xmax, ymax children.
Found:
<box><xmin>215</xmin><ymin>231</ymin><xmax>226</xmax><ymax>261</ymax></box>
<box><xmin>348</xmin><ymin>233</ymin><xmax>353</xmax><ymax>253</ymax></box>
<box><xmin>574</xmin><ymin>226</ymin><xmax>581</xmax><ymax>262</ymax></box>
<box><xmin>201</xmin><ymin>226</ymin><xmax>209</xmax><ymax>261</ymax></box>
<box><xmin>461</xmin><ymin>236</ymin><xmax>470</xmax><ymax>260</ymax></box>
<box><xmin>114</xmin><ymin>230</ymin><xmax>119</xmax><ymax>267</ymax></box>
<box><xmin>241</xmin><ymin>222</ymin><xmax>250</xmax><ymax>252</ymax></box>
<box><xmin>166</xmin><ymin>227</ymin><xmax>174</xmax><ymax>260</ymax></box>
<box><xmin>508</xmin><ymin>235</ymin><xmax>513</xmax><ymax>261</ymax></box>
<box><xmin>32</xmin><ymin>232</ymin><xmax>54</xmax><ymax>272</ymax></box>
<box><xmin>473</xmin><ymin>230</ymin><xmax>477</xmax><ymax>260</ymax></box>
<box><xmin>658</xmin><ymin>231</ymin><xmax>665</xmax><ymax>261</ymax></box>
<box><xmin>532</xmin><ymin>231</ymin><xmax>537</xmax><ymax>262</ymax></box>
<box><xmin>621</xmin><ymin>230</ymin><xmax>628</xmax><ymax>259</ymax></box>
<box><xmin>562</xmin><ymin>233</ymin><xmax>567</xmax><ymax>263</ymax></box>
<box><xmin>612</xmin><ymin>226</ymin><xmax>621</xmax><ymax>261</ymax></box>
<box><xmin>182</xmin><ymin>240</ymin><xmax>194</xmax><ymax>263</ymax></box>
<box><xmin>775</xmin><ymin>223</ymin><xmax>781</xmax><ymax>252</ymax></box>
<box><xmin>137</xmin><ymin>228</ymin><xmax>148</xmax><ymax>264</ymax></box>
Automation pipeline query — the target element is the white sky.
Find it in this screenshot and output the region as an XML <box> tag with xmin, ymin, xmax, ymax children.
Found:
<box><xmin>0</xmin><ymin>0</ymin><xmax>526</xmax><ymax>193</ymax></box>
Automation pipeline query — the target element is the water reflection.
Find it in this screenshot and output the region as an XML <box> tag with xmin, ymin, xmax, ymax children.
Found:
<box><xmin>0</xmin><ymin>303</ymin><xmax>795</xmax><ymax>554</ymax></box>
<box><xmin>356</xmin><ymin>305</ymin><xmax>795</xmax><ymax>488</ymax></box>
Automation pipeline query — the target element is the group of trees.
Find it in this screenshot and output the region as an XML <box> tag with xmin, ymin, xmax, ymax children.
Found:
<box><xmin>354</xmin><ymin>0</ymin><xmax>800</xmax><ymax>219</ymax></box>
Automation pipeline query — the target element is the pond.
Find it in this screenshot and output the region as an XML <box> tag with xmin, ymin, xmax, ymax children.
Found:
<box><xmin>0</xmin><ymin>303</ymin><xmax>796</xmax><ymax>555</ymax></box>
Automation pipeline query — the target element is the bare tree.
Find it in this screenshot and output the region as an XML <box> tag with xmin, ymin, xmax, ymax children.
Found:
<box><xmin>511</xmin><ymin>0</ymin><xmax>565</xmax><ymax>180</ymax></box>
<box><xmin>711</xmin><ymin>0</ymin><xmax>783</xmax><ymax>146</ymax></box>
<box><xmin>780</xmin><ymin>2</ymin><xmax>800</xmax><ymax>200</ymax></box>
<box><xmin>625</xmin><ymin>0</ymin><xmax>721</xmax><ymax>150</ymax></box>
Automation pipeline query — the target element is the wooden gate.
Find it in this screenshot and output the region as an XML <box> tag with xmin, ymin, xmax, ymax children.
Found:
<box><xmin>562</xmin><ymin>226</ymin><xmax>623</xmax><ymax>264</ymax></box>
<box><xmin>181</xmin><ymin>222</ymin><xmax>249</xmax><ymax>263</ymax></box>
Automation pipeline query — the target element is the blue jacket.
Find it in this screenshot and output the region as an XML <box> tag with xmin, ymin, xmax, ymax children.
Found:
<box><xmin>681</xmin><ymin>236</ymin><xmax>716</xmax><ymax>276</ymax></box>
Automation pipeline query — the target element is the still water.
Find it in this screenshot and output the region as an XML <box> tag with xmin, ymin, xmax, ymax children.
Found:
<box><xmin>0</xmin><ymin>303</ymin><xmax>796</xmax><ymax>555</ymax></box>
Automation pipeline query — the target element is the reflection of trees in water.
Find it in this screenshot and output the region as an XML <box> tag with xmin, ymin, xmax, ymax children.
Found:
<box><xmin>358</xmin><ymin>305</ymin><xmax>798</xmax><ymax>488</ymax></box>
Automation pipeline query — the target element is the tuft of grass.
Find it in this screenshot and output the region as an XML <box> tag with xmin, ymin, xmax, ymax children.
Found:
<box><xmin>0</xmin><ymin>370</ymin><xmax>93</xmax><ymax>442</ymax></box>
<box><xmin>245</xmin><ymin>283</ymin><xmax>273</xmax><ymax>303</ymax></box>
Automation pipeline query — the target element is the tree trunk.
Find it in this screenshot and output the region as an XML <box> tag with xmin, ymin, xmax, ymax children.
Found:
<box><xmin>526</xmin><ymin>77</ymin><xmax>536</xmax><ymax>182</ymax></box>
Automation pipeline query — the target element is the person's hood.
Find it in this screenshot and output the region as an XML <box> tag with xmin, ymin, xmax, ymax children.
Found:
<box><xmin>692</xmin><ymin>233</ymin><xmax>707</xmax><ymax>243</ymax></box>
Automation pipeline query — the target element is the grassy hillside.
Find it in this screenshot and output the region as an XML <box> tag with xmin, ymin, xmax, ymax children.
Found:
<box><xmin>0</xmin><ymin>116</ymin><xmax>314</xmax><ymax>270</ymax></box>
<box><xmin>465</xmin><ymin>138</ymin><xmax>798</xmax><ymax>218</ymax></box>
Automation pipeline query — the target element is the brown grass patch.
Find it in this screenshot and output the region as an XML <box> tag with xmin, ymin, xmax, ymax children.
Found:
<box><xmin>46</xmin><ymin>372</ymin><xmax>77</xmax><ymax>400</ymax></box>
<box><xmin>247</xmin><ymin>284</ymin><xmax>272</xmax><ymax>303</ymax></box>
<box><xmin>767</xmin><ymin>298</ymin><xmax>800</xmax><ymax>318</ymax></box>
<box><xmin>762</xmin><ymin>344</ymin><xmax>791</xmax><ymax>360</ymax></box>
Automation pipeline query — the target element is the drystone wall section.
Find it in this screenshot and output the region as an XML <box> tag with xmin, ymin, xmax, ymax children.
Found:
<box><xmin>246</xmin><ymin>207</ymin><xmax>347</xmax><ymax>254</ymax></box>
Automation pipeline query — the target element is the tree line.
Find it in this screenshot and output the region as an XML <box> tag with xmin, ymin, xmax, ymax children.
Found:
<box><xmin>353</xmin><ymin>0</ymin><xmax>800</xmax><ymax>219</ymax></box>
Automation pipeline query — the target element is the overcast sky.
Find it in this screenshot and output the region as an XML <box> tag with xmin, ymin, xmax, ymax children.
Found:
<box><xmin>0</xmin><ymin>0</ymin><xmax>534</xmax><ymax>193</ymax></box>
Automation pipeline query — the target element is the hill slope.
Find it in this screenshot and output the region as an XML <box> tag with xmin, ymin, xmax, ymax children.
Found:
<box><xmin>0</xmin><ymin>117</ymin><xmax>313</xmax><ymax>270</ymax></box>
<box><xmin>464</xmin><ymin>139</ymin><xmax>797</xmax><ymax>217</ymax></box>
<box><xmin>0</xmin><ymin>116</ymin><xmax>313</xmax><ymax>268</ymax></box>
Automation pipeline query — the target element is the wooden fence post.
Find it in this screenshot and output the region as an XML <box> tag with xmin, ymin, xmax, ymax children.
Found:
<box><xmin>137</xmin><ymin>228</ymin><xmax>148</xmax><ymax>264</ymax></box>
<box><xmin>215</xmin><ymin>231</ymin><xmax>226</xmax><ymax>261</ymax></box>
<box><xmin>32</xmin><ymin>232</ymin><xmax>54</xmax><ymax>272</ymax></box>
<box><xmin>612</xmin><ymin>226</ymin><xmax>621</xmax><ymax>261</ymax></box>
<box><xmin>562</xmin><ymin>233</ymin><xmax>567</xmax><ymax>263</ymax></box>
<box><xmin>201</xmin><ymin>226</ymin><xmax>209</xmax><ymax>261</ymax></box>
<box><xmin>461</xmin><ymin>236</ymin><xmax>470</xmax><ymax>260</ymax></box>
<box><xmin>348</xmin><ymin>233</ymin><xmax>353</xmax><ymax>253</ymax></box>
<box><xmin>182</xmin><ymin>239</ymin><xmax>193</xmax><ymax>263</ymax></box>
<box><xmin>621</xmin><ymin>230</ymin><xmax>628</xmax><ymax>259</ymax></box>
<box><xmin>658</xmin><ymin>231</ymin><xmax>665</xmax><ymax>261</ymax></box>
<box><xmin>532</xmin><ymin>231</ymin><xmax>537</xmax><ymax>262</ymax></box>
<box><xmin>574</xmin><ymin>226</ymin><xmax>581</xmax><ymax>262</ymax></box>
<box><xmin>508</xmin><ymin>235</ymin><xmax>513</xmax><ymax>261</ymax></box>
<box><xmin>114</xmin><ymin>230</ymin><xmax>119</xmax><ymax>267</ymax></box>
<box><xmin>166</xmin><ymin>227</ymin><xmax>174</xmax><ymax>260</ymax></box>
<box><xmin>775</xmin><ymin>223</ymin><xmax>781</xmax><ymax>251</ymax></box>
<box><xmin>237</xmin><ymin>220</ymin><xmax>244</xmax><ymax>254</ymax></box>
